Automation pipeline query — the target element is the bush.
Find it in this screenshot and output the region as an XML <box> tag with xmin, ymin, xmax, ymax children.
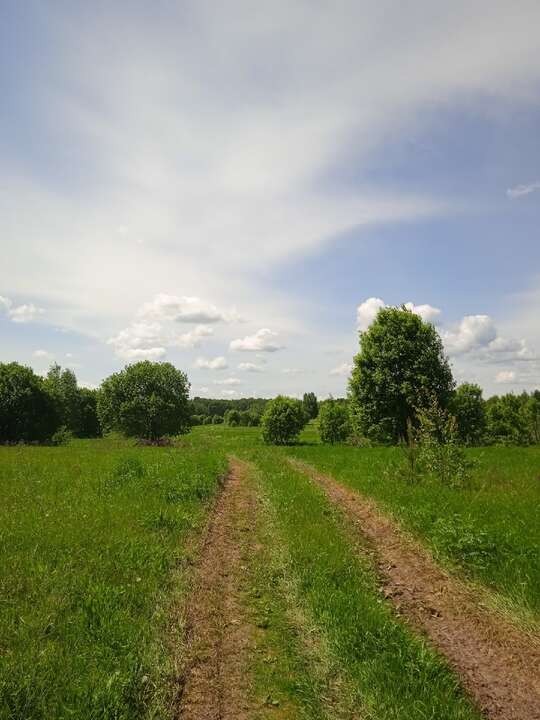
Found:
<box><xmin>261</xmin><ymin>396</ymin><xmax>307</xmax><ymax>445</ymax></box>
<box><xmin>224</xmin><ymin>409</ymin><xmax>241</xmax><ymax>427</ymax></box>
<box><xmin>318</xmin><ymin>399</ymin><xmax>350</xmax><ymax>443</ymax></box>
<box><xmin>0</xmin><ymin>362</ymin><xmax>59</xmax><ymax>443</ymax></box>
<box><xmin>450</xmin><ymin>383</ymin><xmax>486</xmax><ymax>445</ymax></box>
<box><xmin>50</xmin><ymin>426</ymin><xmax>73</xmax><ymax>446</ymax></box>
<box><xmin>203</xmin><ymin>415</ymin><xmax>213</xmax><ymax>425</ymax></box>
<box><xmin>212</xmin><ymin>415</ymin><xmax>223</xmax><ymax>424</ymax></box>
<box><xmin>97</xmin><ymin>361</ymin><xmax>190</xmax><ymax>441</ymax></box>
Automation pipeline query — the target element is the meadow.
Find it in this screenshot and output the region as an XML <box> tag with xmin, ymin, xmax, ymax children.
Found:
<box><xmin>0</xmin><ymin>426</ymin><xmax>538</xmax><ymax>719</ymax></box>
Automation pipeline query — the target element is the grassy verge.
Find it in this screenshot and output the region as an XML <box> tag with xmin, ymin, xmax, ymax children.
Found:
<box><xmin>287</xmin><ymin>441</ymin><xmax>540</xmax><ymax>617</ymax></box>
<box><xmin>244</xmin><ymin>449</ymin><xmax>481</xmax><ymax>720</ymax></box>
<box><xmin>0</xmin><ymin>438</ymin><xmax>227</xmax><ymax>720</ymax></box>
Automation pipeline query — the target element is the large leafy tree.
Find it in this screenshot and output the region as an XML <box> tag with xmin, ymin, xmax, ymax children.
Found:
<box><xmin>349</xmin><ymin>306</ymin><xmax>454</xmax><ymax>442</ymax></box>
<box><xmin>261</xmin><ymin>395</ymin><xmax>307</xmax><ymax>445</ymax></box>
<box><xmin>318</xmin><ymin>399</ymin><xmax>350</xmax><ymax>444</ymax></box>
<box><xmin>0</xmin><ymin>362</ymin><xmax>59</xmax><ymax>442</ymax></box>
<box><xmin>302</xmin><ymin>392</ymin><xmax>319</xmax><ymax>420</ymax></box>
<box><xmin>97</xmin><ymin>361</ymin><xmax>191</xmax><ymax>440</ymax></box>
<box><xmin>450</xmin><ymin>383</ymin><xmax>486</xmax><ymax>445</ymax></box>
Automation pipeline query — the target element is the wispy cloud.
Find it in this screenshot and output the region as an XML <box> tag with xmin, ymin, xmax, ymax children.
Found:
<box><xmin>507</xmin><ymin>181</ymin><xmax>540</xmax><ymax>198</ymax></box>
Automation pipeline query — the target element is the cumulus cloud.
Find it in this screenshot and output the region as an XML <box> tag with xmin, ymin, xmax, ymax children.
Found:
<box><xmin>221</xmin><ymin>389</ymin><xmax>238</xmax><ymax>397</ymax></box>
<box><xmin>230</xmin><ymin>328</ymin><xmax>283</xmax><ymax>352</ymax></box>
<box><xmin>357</xmin><ymin>298</ymin><xmax>441</xmax><ymax>330</ymax></box>
<box><xmin>213</xmin><ymin>377</ymin><xmax>241</xmax><ymax>386</ymax></box>
<box><xmin>356</xmin><ymin>298</ymin><xmax>386</xmax><ymax>330</ymax></box>
<box><xmin>507</xmin><ymin>181</ymin><xmax>540</xmax><ymax>198</ymax></box>
<box><xmin>442</xmin><ymin>315</ymin><xmax>497</xmax><ymax>355</ymax></box>
<box><xmin>495</xmin><ymin>370</ymin><xmax>516</xmax><ymax>383</ymax></box>
<box><xmin>330</xmin><ymin>362</ymin><xmax>353</xmax><ymax>377</ymax></box>
<box><xmin>139</xmin><ymin>294</ymin><xmax>236</xmax><ymax>323</ymax></box>
<box><xmin>0</xmin><ymin>296</ymin><xmax>45</xmax><ymax>324</ymax></box>
<box><xmin>33</xmin><ymin>349</ymin><xmax>54</xmax><ymax>360</ymax></box>
<box><xmin>194</xmin><ymin>356</ymin><xmax>228</xmax><ymax>370</ymax></box>
<box><xmin>238</xmin><ymin>362</ymin><xmax>265</xmax><ymax>372</ymax></box>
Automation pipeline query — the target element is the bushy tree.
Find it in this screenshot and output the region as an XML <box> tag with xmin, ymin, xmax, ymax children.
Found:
<box><xmin>78</xmin><ymin>387</ymin><xmax>101</xmax><ymax>437</ymax></box>
<box><xmin>302</xmin><ymin>392</ymin><xmax>319</xmax><ymax>420</ymax></box>
<box><xmin>44</xmin><ymin>364</ymin><xmax>81</xmax><ymax>434</ymax></box>
<box><xmin>485</xmin><ymin>393</ymin><xmax>530</xmax><ymax>445</ymax></box>
<box><xmin>450</xmin><ymin>383</ymin><xmax>486</xmax><ymax>445</ymax></box>
<box><xmin>318</xmin><ymin>399</ymin><xmax>350</xmax><ymax>443</ymax></box>
<box><xmin>224</xmin><ymin>409</ymin><xmax>241</xmax><ymax>426</ymax></box>
<box><xmin>212</xmin><ymin>414</ymin><xmax>224</xmax><ymax>424</ymax></box>
<box><xmin>0</xmin><ymin>362</ymin><xmax>58</xmax><ymax>442</ymax></box>
<box><xmin>349</xmin><ymin>306</ymin><xmax>454</xmax><ymax>443</ymax></box>
<box><xmin>261</xmin><ymin>395</ymin><xmax>307</xmax><ymax>445</ymax></box>
<box><xmin>97</xmin><ymin>361</ymin><xmax>190</xmax><ymax>440</ymax></box>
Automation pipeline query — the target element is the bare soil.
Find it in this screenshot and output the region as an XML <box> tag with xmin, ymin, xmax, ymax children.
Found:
<box><xmin>290</xmin><ymin>458</ymin><xmax>540</xmax><ymax>720</ymax></box>
<box><xmin>174</xmin><ymin>458</ymin><xmax>257</xmax><ymax>720</ymax></box>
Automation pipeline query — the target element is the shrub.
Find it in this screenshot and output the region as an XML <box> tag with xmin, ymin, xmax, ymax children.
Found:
<box><xmin>318</xmin><ymin>399</ymin><xmax>350</xmax><ymax>443</ymax></box>
<box><xmin>0</xmin><ymin>362</ymin><xmax>59</xmax><ymax>443</ymax></box>
<box><xmin>50</xmin><ymin>426</ymin><xmax>73</xmax><ymax>446</ymax></box>
<box><xmin>97</xmin><ymin>361</ymin><xmax>190</xmax><ymax>441</ymax></box>
<box><xmin>261</xmin><ymin>395</ymin><xmax>307</xmax><ymax>445</ymax></box>
<box><xmin>224</xmin><ymin>409</ymin><xmax>241</xmax><ymax>427</ymax></box>
<box><xmin>203</xmin><ymin>415</ymin><xmax>213</xmax><ymax>425</ymax></box>
<box><xmin>450</xmin><ymin>383</ymin><xmax>486</xmax><ymax>445</ymax></box>
<box><xmin>212</xmin><ymin>415</ymin><xmax>223</xmax><ymax>424</ymax></box>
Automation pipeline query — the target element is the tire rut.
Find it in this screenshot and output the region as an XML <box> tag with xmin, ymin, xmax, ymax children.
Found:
<box><xmin>175</xmin><ymin>457</ymin><xmax>257</xmax><ymax>720</ymax></box>
<box><xmin>289</xmin><ymin>457</ymin><xmax>540</xmax><ymax>720</ymax></box>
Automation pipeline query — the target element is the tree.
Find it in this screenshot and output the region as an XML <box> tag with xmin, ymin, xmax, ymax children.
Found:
<box><xmin>261</xmin><ymin>395</ymin><xmax>307</xmax><ymax>445</ymax></box>
<box><xmin>349</xmin><ymin>306</ymin><xmax>454</xmax><ymax>443</ymax></box>
<box><xmin>302</xmin><ymin>392</ymin><xmax>319</xmax><ymax>420</ymax></box>
<box><xmin>0</xmin><ymin>362</ymin><xmax>58</xmax><ymax>442</ymax></box>
<box><xmin>224</xmin><ymin>409</ymin><xmax>241</xmax><ymax>426</ymax></box>
<box><xmin>97</xmin><ymin>361</ymin><xmax>191</xmax><ymax>440</ymax></box>
<box><xmin>485</xmin><ymin>393</ymin><xmax>530</xmax><ymax>445</ymax></box>
<box><xmin>78</xmin><ymin>388</ymin><xmax>101</xmax><ymax>437</ymax></box>
<box><xmin>450</xmin><ymin>383</ymin><xmax>486</xmax><ymax>445</ymax></box>
<box><xmin>44</xmin><ymin>363</ymin><xmax>82</xmax><ymax>434</ymax></box>
<box><xmin>318</xmin><ymin>399</ymin><xmax>350</xmax><ymax>443</ymax></box>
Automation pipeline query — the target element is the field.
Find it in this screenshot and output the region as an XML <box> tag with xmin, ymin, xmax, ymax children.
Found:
<box><xmin>1</xmin><ymin>427</ymin><xmax>539</xmax><ymax>719</ymax></box>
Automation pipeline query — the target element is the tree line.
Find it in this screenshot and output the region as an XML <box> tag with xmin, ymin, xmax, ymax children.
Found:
<box><xmin>1</xmin><ymin>305</ymin><xmax>538</xmax><ymax>446</ymax></box>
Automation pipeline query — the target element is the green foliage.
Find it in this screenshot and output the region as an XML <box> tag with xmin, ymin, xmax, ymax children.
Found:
<box><xmin>261</xmin><ymin>396</ymin><xmax>307</xmax><ymax>445</ymax></box>
<box><xmin>318</xmin><ymin>398</ymin><xmax>350</xmax><ymax>443</ymax></box>
<box><xmin>97</xmin><ymin>361</ymin><xmax>191</xmax><ymax>440</ymax></box>
<box><xmin>78</xmin><ymin>387</ymin><xmax>102</xmax><ymax>437</ymax></box>
<box><xmin>212</xmin><ymin>414</ymin><xmax>223</xmax><ymax>424</ymax></box>
<box><xmin>349</xmin><ymin>306</ymin><xmax>454</xmax><ymax>443</ymax></box>
<box><xmin>0</xmin><ymin>362</ymin><xmax>59</xmax><ymax>443</ymax></box>
<box><xmin>485</xmin><ymin>392</ymin><xmax>538</xmax><ymax>445</ymax></box>
<box><xmin>224</xmin><ymin>408</ymin><xmax>241</xmax><ymax>426</ymax></box>
<box><xmin>302</xmin><ymin>392</ymin><xmax>319</xmax><ymax>420</ymax></box>
<box><xmin>50</xmin><ymin>426</ymin><xmax>73</xmax><ymax>446</ymax></box>
<box><xmin>450</xmin><ymin>383</ymin><xmax>486</xmax><ymax>445</ymax></box>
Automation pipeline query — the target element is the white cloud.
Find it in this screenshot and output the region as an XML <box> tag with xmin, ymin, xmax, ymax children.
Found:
<box><xmin>330</xmin><ymin>362</ymin><xmax>353</xmax><ymax>377</ymax></box>
<box><xmin>238</xmin><ymin>362</ymin><xmax>265</xmax><ymax>372</ymax></box>
<box><xmin>230</xmin><ymin>328</ymin><xmax>283</xmax><ymax>352</ymax></box>
<box><xmin>117</xmin><ymin>347</ymin><xmax>167</xmax><ymax>361</ymax></box>
<box><xmin>221</xmin><ymin>389</ymin><xmax>238</xmax><ymax>397</ymax></box>
<box><xmin>33</xmin><ymin>349</ymin><xmax>54</xmax><ymax>360</ymax></box>
<box><xmin>404</xmin><ymin>302</ymin><xmax>441</xmax><ymax>323</ymax></box>
<box><xmin>194</xmin><ymin>356</ymin><xmax>228</xmax><ymax>370</ymax></box>
<box><xmin>0</xmin><ymin>296</ymin><xmax>45</xmax><ymax>324</ymax></box>
<box><xmin>443</xmin><ymin>315</ymin><xmax>497</xmax><ymax>355</ymax></box>
<box><xmin>495</xmin><ymin>370</ymin><xmax>516</xmax><ymax>384</ymax></box>
<box><xmin>213</xmin><ymin>377</ymin><xmax>241</xmax><ymax>386</ymax></box>
<box><xmin>173</xmin><ymin>324</ymin><xmax>214</xmax><ymax>347</ymax></box>
<box><xmin>357</xmin><ymin>298</ymin><xmax>386</xmax><ymax>330</ymax></box>
<box><xmin>357</xmin><ymin>297</ymin><xmax>441</xmax><ymax>330</ymax></box>
<box><xmin>139</xmin><ymin>293</ymin><xmax>236</xmax><ymax>323</ymax></box>
<box><xmin>282</xmin><ymin>368</ymin><xmax>303</xmax><ymax>375</ymax></box>
<box><xmin>507</xmin><ymin>181</ymin><xmax>540</xmax><ymax>198</ymax></box>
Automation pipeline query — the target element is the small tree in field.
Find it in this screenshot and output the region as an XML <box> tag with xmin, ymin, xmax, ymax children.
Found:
<box><xmin>318</xmin><ymin>399</ymin><xmax>350</xmax><ymax>444</ymax></box>
<box><xmin>97</xmin><ymin>361</ymin><xmax>190</xmax><ymax>441</ymax></box>
<box><xmin>261</xmin><ymin>396</ymin><xmax>307</xmax><ymax>445</ymax></box>
<box><xmin>349</xmin><ymin>306</ymin><xmax>454</xmax><ymax>443</ymax></box>
<box><xmin>302</xmin><ymin>392</ymin><xmax>319</xmax><ymax>420</ymax></box>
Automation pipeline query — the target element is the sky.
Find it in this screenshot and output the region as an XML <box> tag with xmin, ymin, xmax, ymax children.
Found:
<box><xmin>1</xmin><ymin>0</ymin><xmax>540</xmax><ymax>399</ymax></box>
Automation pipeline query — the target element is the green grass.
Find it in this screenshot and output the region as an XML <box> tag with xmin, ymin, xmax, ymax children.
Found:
<box><xmin>287</xmin><ymin>440</ymin><xmax>540</xmax><ymax>618</ymax></box>
<box><xmin>0</xmin><ymin>437</ymin><xmax>227</xmax><ymax>720</ymax></box>
<box><xmin>244</xmin><ymin>449</ymin><xmax>480</xmax><ymax>720</ymax></box>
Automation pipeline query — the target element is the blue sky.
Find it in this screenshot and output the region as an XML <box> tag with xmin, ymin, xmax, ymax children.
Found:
<box><xmin>1</xmin><ymin>1</ymin><xmax>540</xmax><ymax>397</ymax></box>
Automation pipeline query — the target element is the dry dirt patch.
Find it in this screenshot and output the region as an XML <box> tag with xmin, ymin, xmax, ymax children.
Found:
<box><xmin>290</xmin><ymin>458</ymin><xmax>540</xmax><ymax>720</ymax></box>
<box><xmin>174</xmin><ymin>457</ymin><xmax>257</xmax><ymax>720</ymax></box>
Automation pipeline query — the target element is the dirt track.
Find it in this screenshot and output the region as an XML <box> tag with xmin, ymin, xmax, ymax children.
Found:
<box><xmin>290</xmin><ymin>458</ymin><xmax>540</xmax><ymax>720</ymax></box>
<box><xmin>175</xmin><ymin>458</ymin><xmax>256</xmax><ymax>720</ymax></box>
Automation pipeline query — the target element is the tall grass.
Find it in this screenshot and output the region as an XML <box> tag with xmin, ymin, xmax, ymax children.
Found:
<box><xmin>0</xmin><ymin>439</ymin><xmax>226</xmax><ymax>719</ymax></box>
